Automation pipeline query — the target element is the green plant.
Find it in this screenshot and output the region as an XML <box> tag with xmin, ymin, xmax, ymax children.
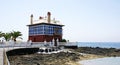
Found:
<box><xmin>61</xmin><ymin>39</ymin><xmax>67</xmax><ymax>42</ymax></box>
<box><xmin>11</xmin><ymin>31</ymin><xmax>22</xmax><ymax>42</ymax></box>
<box><xmin>3</xmin><ymin>33</ymin><xmax>11</xmax><ymax>41</ymax></box>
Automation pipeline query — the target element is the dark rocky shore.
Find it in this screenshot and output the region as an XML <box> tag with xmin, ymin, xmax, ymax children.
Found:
<box><xmin>73</xmin><ymin>47</ymin><xmax>120</xmax><ymax>57</ymax></box>
<box><xmin>8</xmin><ymin>52</ymin><xmax>80</xmax><ymax>65</ymax></box>
<box><xmin>8</xmin><ymin>47</ymin><xmax>120</xmax><ymax>65</ymax></box>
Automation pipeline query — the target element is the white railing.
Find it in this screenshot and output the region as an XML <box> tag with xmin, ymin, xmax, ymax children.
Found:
<box><xmin>65</xmin><ymin>42</ymin><xmax>78</xmax><ymax>46</ymax></box>
<box><xmin>0</xmin><ymin>41</ymin><xmax>78</xmax><ymax>48</ymax></box>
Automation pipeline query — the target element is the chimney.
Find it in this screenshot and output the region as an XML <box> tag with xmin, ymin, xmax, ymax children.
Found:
<box><xmin>30</xmin><ymin>14</ymin><xmax>33</xmax><ymax>24</ymax></box>
<box><xmin>47</xmin><ymin>12</ymin><xmax>51</xmax><ymax>23</ymax></box>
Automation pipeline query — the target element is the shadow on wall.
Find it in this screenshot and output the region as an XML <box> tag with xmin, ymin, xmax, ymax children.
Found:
<box><xmin>6</xmin><ymin>48</ymin><xmax>39</xmax><ymax>56</ymax></box>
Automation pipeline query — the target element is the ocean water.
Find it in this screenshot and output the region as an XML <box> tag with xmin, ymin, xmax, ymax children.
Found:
<box><xmin>80</xmin><ymin>57</ymin><xmax>120</xmax><ymax>65</ymax></box>
<box><xmin>77</xmin><ymin>42</ymin><xmax>120</xmax><ymax>49</ymax></box>
<box><xmin>77</xmin><ymin>42</ymin><xmax>120</xmax><ymax>65</ymax></box>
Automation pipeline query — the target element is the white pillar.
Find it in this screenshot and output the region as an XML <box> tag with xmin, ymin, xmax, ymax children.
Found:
<box><xmin>29</xmin><ymin>40</ymin><xmax>32</xmax><ymax>46</ymax></box>
<box><xmin>52</xmin><ymin>39</ymin><xmax>55</xmax><ymax>46</ymax></box>
<box><xmin>56</xmin><ymin>39</ymin><xmax>59</xmax><ymax>47</ymax></box>
<box><xmin>49</xmin><ymin>42</ymin><xmax>52</xmax><ymax>47</ymax></box>
<box><xmin>44</xmin><ymin>40</ymin><xmax>47</xmax><ymax>46</ymax></box>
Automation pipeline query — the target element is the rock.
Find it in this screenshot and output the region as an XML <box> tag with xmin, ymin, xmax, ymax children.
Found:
<box><xmin>8</xmin><ymin>52</ymin><xmax>80</xmax><ymax>65</ymax></box>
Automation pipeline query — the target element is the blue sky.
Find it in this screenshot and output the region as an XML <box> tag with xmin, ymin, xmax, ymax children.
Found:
<box><xmin>0</xmin><ymin>0</ymin><xmax>120</xmax><ymax>42</ymax></box>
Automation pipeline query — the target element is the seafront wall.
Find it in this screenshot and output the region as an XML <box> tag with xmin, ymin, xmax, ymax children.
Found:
<box><xmin>6</xmin><ymin>48</ymin><xmax>39</xmax><ymax>56</ymax></box>
<box><xmin>3</xmin><ymin>48</ymin><xmax>39</xmax><ymax>65</ymax></box>
<box><xmin>3</xmin><ymin>49</ymin><xmax>10</xmax><ymax>65</ymax></box>
<box><xmin>1</xmin><ymin>42</ymin><xmax>77</xmax><ymax>65</ymax></box>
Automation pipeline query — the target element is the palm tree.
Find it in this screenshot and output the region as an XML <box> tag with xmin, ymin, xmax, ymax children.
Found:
<box><xmin>0</xmin><ymin>31</ymin><xmax>2</xmax><ymax>37</ymax></box>
<box><xmin>11</xmin><ymin>31</ymin><xmax>22</xmax><ymax>42</ymax></box>
<box><xmin>0</xmin><ymin>31</ymin><xmax>4</xmax><ymax>37</ymax></box>
<box><xmin>3</xmin><ymin>33</ymin><xmax>11</xmax><ymax>41</ymax></box>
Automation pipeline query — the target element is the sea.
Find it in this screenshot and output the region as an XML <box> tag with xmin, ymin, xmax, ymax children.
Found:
<box><xmin>77</xmin><ymin>42</ymin><xmax>120</xmax><ymax>49</ymax></box>
<box><xmin>77</xmin><ymin>42</ymin><xmax>120</xmax><ymax>65</ymax></box>
<box><xmin>80</xmin><ymin>57</ymin><xmax>120</xmax><ymax>65</ymax></box>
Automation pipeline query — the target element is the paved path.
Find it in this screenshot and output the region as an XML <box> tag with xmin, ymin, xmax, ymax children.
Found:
<box><xmin>0</xmin><ymin>47</ymin><xmax>25</xmax><ymax>65</ymax></box>
<box><xmin>0</xmin><ymin>48</ymin><xmax>3</xmax><ymax>65</ymax></box>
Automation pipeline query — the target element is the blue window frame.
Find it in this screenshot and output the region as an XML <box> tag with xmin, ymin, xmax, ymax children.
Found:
<box><xmin>29</xmin><ymin>24</ymin><xmax>62</xmax><ymax>36</ymax></box>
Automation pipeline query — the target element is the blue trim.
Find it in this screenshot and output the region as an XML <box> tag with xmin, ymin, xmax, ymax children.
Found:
<box><xmin>29</xmin><ymin>24</ymin><xmax>62</xmax><ymax>36</ymax></box>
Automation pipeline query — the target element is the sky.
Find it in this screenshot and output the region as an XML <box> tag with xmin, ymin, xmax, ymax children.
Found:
<box><xmin>0</xmin><ymin>0</ymin><xmax>120</xmax><ymax>42</ymax></box>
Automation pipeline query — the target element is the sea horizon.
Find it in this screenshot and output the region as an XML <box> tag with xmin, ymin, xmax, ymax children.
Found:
<box><xmin>77</xmin><ymin>42</ymin><xmax>120</xmax><ymax>49</ymax></box>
